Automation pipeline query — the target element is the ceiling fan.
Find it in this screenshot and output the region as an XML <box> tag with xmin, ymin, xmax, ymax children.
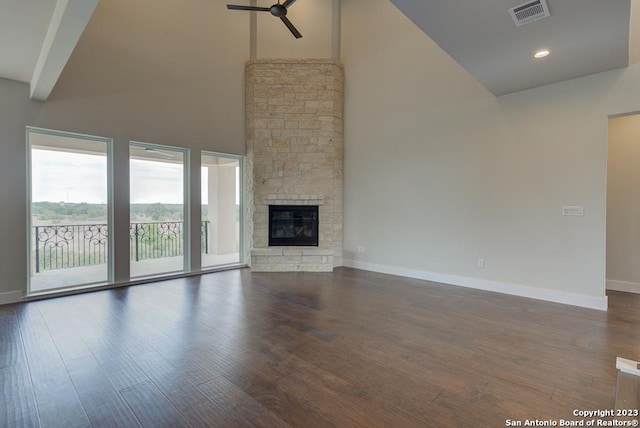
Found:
<box><xmin>227</xmin><ymin>0</ymin><xmax>302</xmax><ymax>39</ymax></box>
<box><xmin>130</xmin><ymin>146</ymin><xmax>175</xmax><ymax>159</ymax></box>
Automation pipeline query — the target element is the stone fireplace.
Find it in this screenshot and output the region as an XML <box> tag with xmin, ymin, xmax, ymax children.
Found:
<box><xmin>246</xmin><ymin>59</ymin><xmax>343</xmax><ymax>272</ymax></box>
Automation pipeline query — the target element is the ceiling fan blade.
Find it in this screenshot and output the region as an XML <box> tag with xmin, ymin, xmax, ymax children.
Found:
<box><xmin>282</xmin><ymin>0</ymin><xmax>298</xmax><ymax>8</ymax></box>
<box><xmin>139</xmin><ymin>147</ymin><xmax>174</xmax><ymax>158</ymax></box>
<box><xmin>226</xmin><ymin>5</ymin><xmax>271</xmax><ymax>11</ymax></box>
<box><xmin>131</xmin><ymin>147</ymin><xmax>174</xmax><ymax>159</ymax></box>
<box><xmin>280</xmin><ymin>16</ymin><xmax>302</xmax><ymax>38</ymax></box>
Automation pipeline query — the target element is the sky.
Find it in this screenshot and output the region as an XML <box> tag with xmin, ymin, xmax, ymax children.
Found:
<box><xmin>32</xmin><ymin>149</ymin><xmax>199</xmax><ymax>204</ymax></box>
<box><xmin>31</xmin><ymin>149</ymin><xmax>108</xmax><ymax>204</ymax></box>
<box><xmin>130</xmin><ymin>158</ymin><xmax>184</xmax><ymax>204</ymax></box>
<box><xmin>31</xmin><ymin>149</ymin><xmax>239</xmax><ymax>205</ymax></box>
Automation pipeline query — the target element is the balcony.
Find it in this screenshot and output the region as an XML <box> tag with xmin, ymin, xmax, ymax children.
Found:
<box><xmin>31</xmin><ymin>220</ymin><xmax>239</xmax><ymax>292</ymax></box>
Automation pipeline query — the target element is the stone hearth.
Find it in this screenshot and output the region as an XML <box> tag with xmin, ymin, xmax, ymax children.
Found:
<box><xmin>246</xmin><ymin>59</ymin><xmax>343</xmax><ymax>272</ymax></box>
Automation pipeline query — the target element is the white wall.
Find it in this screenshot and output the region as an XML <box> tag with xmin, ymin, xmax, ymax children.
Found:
<box><xmin>39</xmin><ymin>0</ymin><xmax>250</xmax><ymax>153</ymax></box>
<box><xmin>257</xmin><ymin>0</ymin><xmax>335</xmax><ymax>58</ymax></box>
<box><xmin>341</xmin><ymin>0</ymin><xmax>640</xmax><ymax>309</ymax></box>
<box><xmin>0</xmin><ymin>79</ymin><xmax>42</xmax><ymax>303</ymax></box>
<box><xmin>607</xmin><ymin>114</ymin><xmax>640</xmax><ymax>292</ymax></box>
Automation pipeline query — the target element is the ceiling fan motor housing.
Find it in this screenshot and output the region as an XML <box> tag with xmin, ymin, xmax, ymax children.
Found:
<box><xmin>270</xmin><ymin>4</ymin><xmax>287</xmax><ymax>17</ymax></box>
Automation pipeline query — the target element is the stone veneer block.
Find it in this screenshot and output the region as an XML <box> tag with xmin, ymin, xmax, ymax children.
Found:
<box><xmin>246</xmin><ymin>59</ymin><xmax>343</xmax><ymax>272</ymax></box>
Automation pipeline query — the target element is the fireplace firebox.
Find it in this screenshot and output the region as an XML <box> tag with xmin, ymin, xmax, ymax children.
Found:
<box><xmin>269</xmin><ymin>205</ymin><xmax>319</xmax><ymax>246</ymax></box>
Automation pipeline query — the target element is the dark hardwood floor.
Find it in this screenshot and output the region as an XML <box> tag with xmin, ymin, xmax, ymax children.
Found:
<box><xmin>2</xmin><ymin>267</ymin><xmax>639</xmax><ymax>427</ymax></box>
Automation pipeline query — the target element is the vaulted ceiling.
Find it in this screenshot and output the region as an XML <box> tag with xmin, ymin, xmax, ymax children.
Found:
<box><xmin>0</xmin><ymin>0</ymin><xmax>98</xmax><ymax>100</ymax></box>
<box><xmin>0</xmin><ymin>0</ymin><xmax>57</xmax><ymax>83</ymax></box>
<box><xmin>0</xmin><ymin>0</ymin><xmax>636</xmax><ymax>99</ymax></box>
<box><xmin>390</xmin><ymin>0</ymin><xmax>633</xmax><ymax>95</ymax></box>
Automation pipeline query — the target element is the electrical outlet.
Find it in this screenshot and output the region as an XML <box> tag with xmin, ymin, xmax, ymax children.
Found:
<box><xmin>477</xmin><ymin>258</ymin><xmax>485</xmax><ymax>268</ymax></box>
<box><xmin>356</xmin><ymin>246</ymin><xmax>365</xmax><ymax>253</ymax></box>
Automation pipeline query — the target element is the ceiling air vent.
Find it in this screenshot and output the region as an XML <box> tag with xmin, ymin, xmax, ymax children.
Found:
<box><xmin>509</xmin><ymin>0</ymin><xmax>550</xmax><ymax>27</ymax></box>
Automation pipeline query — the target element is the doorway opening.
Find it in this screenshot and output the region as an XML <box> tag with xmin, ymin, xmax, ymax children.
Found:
<box><xmin>606</xmin><ymin>112</ymin><xmax>640</xmax><ymax>294</ymax></box>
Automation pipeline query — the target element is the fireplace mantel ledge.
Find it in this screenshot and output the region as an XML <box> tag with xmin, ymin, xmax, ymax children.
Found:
<box><xmin>263</xmin><ymin>194</ymin><xmax>324</xmax><ymax>206</ymax></box>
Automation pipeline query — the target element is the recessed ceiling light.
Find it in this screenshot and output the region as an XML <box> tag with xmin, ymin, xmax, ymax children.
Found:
<box><xmin>534</xmin><ymin>49</ymin><xmax>551</xmax><ymax>59</ymax></box>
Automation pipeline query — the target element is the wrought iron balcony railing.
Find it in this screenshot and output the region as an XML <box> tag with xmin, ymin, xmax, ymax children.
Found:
<box><xmin>33</xmin><ymin>221</ymin><xmax>210</xmax><ymax>273</ymax></box>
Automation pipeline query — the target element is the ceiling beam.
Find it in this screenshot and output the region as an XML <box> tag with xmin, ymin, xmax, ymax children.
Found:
<box><xmin>30</xmin><ymin>0</ymin><xmax>99</xmax><ymax>101</ymax></box>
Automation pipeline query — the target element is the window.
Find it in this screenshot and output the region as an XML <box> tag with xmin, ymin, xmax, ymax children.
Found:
<box><xmin>28</xmin><ymin>128</ymin><xmax>112</xmax><ymax>293</ymax></box>
<box><xmin>130</xmin><ymin>142</ymin><xmax>188</xmax><ymax>278</ymax></box>
<box><xmin>27</xmin><ymin>129</ymin><xmax>244</xmax><ymax>291</ymax></box>
<box><xmin>201</xmin><ymin>152</ymin><xmax>243</xmax><ymax>268</ymax></box>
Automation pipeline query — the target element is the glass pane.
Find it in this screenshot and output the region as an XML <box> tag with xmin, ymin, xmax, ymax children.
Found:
<box><xmin>269</xmin><ymin>205</ymin><xmax>318</xmax><ymax>246</ymax></box>
<box><xmin>130</xmin><ymin>143</ymin><xmax>186</xmax><ymax>278</ymax></box>
<box><xmin>201</xmin><ymin>153</ymin><xmax>241</xmax><ymax>268</ymax></box>
<box><xmin>29</xmin><ymin>130</ymin><xmax>110</xmax><ymax>292</ymax></box>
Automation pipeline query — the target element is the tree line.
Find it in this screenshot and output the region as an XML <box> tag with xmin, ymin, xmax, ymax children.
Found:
<box><xmin>32</xmin><ymin>201</ymin><xmax>205</xmax><ymax>223</ymax></box>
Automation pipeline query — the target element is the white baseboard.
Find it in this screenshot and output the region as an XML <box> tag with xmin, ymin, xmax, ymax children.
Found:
<box><xmin>0</xmin><ymin>290</ymin><xmax>23</xmax><ymax>305</ymax></box>
<box><xmin>616</xmin><ymin>357</ymin><xmax>640</xmax><ymax>376</ymax></box>
<box><xmin>607</xmin><ymin>279</ymin><xmax>640</xmax><ymax>294</ymax></box>
<box><xmin>343</xmin><ymin>259</ymin><xmax>608</xmax><ymax>311</ymax></box>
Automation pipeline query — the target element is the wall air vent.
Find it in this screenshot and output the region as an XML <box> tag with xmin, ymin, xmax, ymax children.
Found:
<box><xmin>509</xmin><ymin>0</ymin><xmax>550</xmax><ymax>27</ymax></box>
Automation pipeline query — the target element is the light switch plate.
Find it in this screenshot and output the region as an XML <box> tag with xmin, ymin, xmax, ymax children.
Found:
<box><xmin>562</xmin><ymin>206</ymin><xmax>584</xmax><ymax>216</ymax></box>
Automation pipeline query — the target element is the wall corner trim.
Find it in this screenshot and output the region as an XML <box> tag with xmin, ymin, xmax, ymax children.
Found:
<box><xmin>0</xmin><ymin>291</ymin><xmax>24</xmax><ymax>305</ymax></box>
<box><xmin>343</xmin><ymin>259</ymin><xmax>608</xmax><ymax>311</ymax></box>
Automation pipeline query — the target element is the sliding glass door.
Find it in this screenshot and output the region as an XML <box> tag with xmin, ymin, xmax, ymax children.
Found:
<box><xmin>129</xmin><ymin>142</ymin><xmax>187</xmax><ymax>278</ymax></box>
<box><xmin>28</xmin><ymin>128</ymin><xmax>112</xmax><ymax>293</ymax></box>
